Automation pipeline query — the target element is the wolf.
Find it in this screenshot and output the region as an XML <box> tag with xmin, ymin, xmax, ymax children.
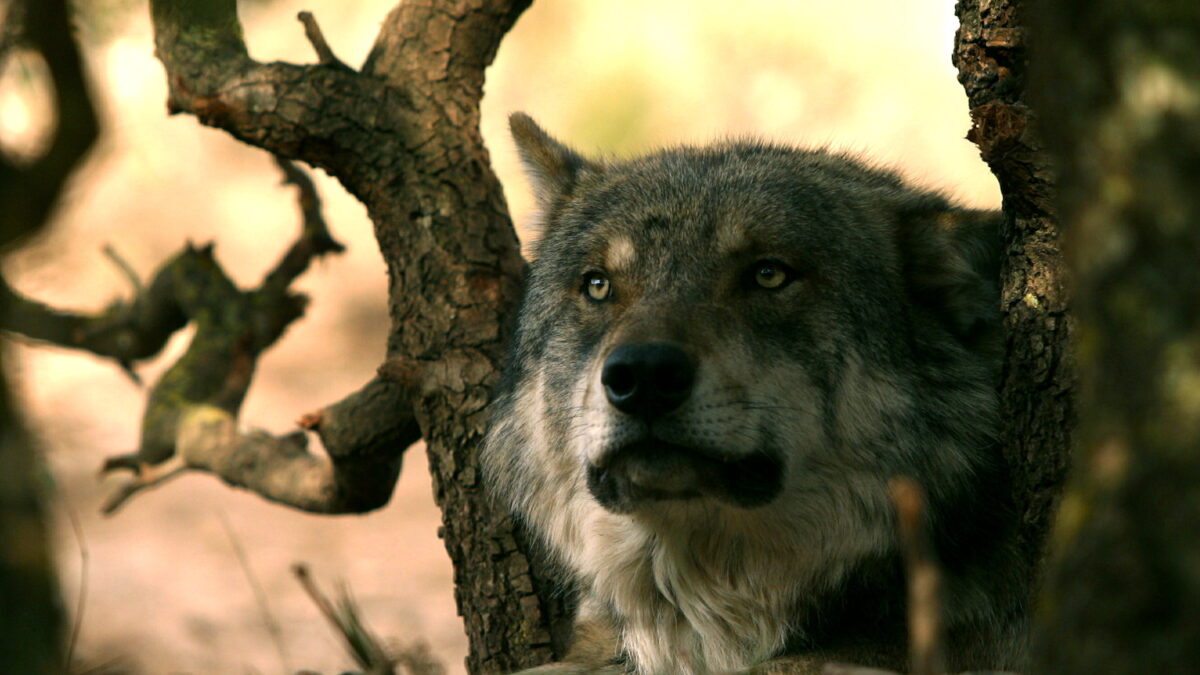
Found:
<box><xmin>482</xmin><ymin>113</ymin><xmax>1026</xmax><ymax>674</ymax></box>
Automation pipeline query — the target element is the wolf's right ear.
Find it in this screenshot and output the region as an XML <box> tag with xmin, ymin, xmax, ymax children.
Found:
<box><xmin>898</xmin><ymin>204</ymin><xmax>1003</xmax><ymax>344</ymax></box>
<box><xmin>510</xmin><ymin>112</ymin><xmax>597</xmax><ymax>210</ymax></box>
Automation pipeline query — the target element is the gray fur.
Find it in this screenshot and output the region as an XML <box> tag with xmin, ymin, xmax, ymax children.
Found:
<box><xmin>484</xmin><ymin>114</ymin><xmax>1024</xmax><ymax>674</ymax></box>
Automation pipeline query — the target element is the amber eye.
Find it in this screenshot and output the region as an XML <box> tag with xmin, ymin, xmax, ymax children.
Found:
<box><xmin>753</xmin><ymin>260</ymin><xmax>791</xmax><ymax>289</ymax></box>
<box><xmin>583</xmin><ymin>271</ymin><xmax>612</xmax><ymax>301</ymax></box>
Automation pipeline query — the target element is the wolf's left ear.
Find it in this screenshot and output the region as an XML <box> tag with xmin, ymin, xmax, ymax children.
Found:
<box><xmin>898</xmin><ymin>203</ymin><xmax>1003</xmax><ymax>341</ymax></box>
<box><xmin>510</xmin><ymin>112</ymin><xmax>598</xmax><ymax>210</ymax></box>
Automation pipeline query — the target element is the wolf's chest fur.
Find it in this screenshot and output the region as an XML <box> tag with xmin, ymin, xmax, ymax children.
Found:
<box><xmin>576</xmin><ymin>507</ymin><xmax>855</xmax><ymax>673</ymax></box>
<box><xmin>483</xmin><ymin>114</ymin><xmax>1022</xmax><ymax>673</ymax></box>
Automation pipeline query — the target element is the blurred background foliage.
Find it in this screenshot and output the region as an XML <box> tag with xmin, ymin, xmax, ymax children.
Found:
<box><xmin>0</xmin><ymin>0</ymin><xmax>998</xmax><ymax>672</ymax></box>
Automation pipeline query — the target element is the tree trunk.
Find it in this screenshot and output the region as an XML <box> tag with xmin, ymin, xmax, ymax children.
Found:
<box><xmin>953</xmin><ymin>0</ymin><xmax>1074</xmax><ymax>601</ymax></box>
<box><xmin>0</xmin><ymin>0</ymin><xmax>99</xmax><ymax>672</ymax></box>
<box><xmin>1026</xmin><ymin>1</ymin><xmax>1200</xmax><ymax>671</ymax></box>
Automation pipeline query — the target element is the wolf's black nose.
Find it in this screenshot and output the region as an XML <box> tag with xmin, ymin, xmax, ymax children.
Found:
<box><xmin>602</xmin><ymin>342</ymin><xmax>695</xmax><ymax>417</ymax></box>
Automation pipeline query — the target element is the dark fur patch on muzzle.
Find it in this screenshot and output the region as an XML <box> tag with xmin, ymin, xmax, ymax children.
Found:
<box><xmin>586</xmin><ymin>440</ymin><xmax>783</xmax><ymax>513</ymax></box>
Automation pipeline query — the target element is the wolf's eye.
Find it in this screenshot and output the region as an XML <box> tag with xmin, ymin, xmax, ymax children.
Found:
<box><xmin>752</xmin><ymin>260</ymin><xmax>792</xmax><ymax>289</ymax></box>
<box><xmin>583</xmin><ymin>271</ymin><xmax>612</xmax><ymax>301</ymax></box>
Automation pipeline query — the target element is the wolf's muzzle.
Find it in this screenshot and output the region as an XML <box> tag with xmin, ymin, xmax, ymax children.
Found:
<box><xmin>586</xmin><ymin>440</ymin><xmax>784</xmax><ymax>514</ymax></box>
<box><xmin>602</xmin><ymin>342</ymin><xmax>695</xmax><ymax>418</ymax></box>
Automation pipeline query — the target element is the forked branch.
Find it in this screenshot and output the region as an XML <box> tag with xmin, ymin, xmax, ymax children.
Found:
<box><xmin>1</xmin><ymin>156</ymin><xmax>421</xmax><ymax>514</ymax></box>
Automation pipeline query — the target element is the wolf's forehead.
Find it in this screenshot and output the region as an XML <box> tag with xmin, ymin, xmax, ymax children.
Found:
<box><xmin>588</xmin><ymin>197</ymin><xmax>788</xmax><ymax>269</ymax></box>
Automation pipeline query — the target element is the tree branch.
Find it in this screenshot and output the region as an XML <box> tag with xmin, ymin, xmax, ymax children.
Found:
<box><xmin>102</xmin><ymin>373</ymin><xmax>422</xmax><ymax>516</ymax></box>
<box><xmin>147</xmin><ymin>0</ymin><xmax>386</xmax><ymax>198</ymax></box>
<box><xmin>297</xmin><ymin>11</ymin><xmax>351</xmax><ymax>72</ymax></box>
<box><xmin>362</xmin><ymin>0</ymin><xmax>533</xmax><ymax>93</ymax></box>
<box><xmin>102</xmin><ymin>396</ymin><xmax>413</xmax><ymax>516</ymax></box>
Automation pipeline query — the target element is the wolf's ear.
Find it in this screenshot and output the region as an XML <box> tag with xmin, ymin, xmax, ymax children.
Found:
<box><xmin>899</xmin><ymin>204</ymin><xmax>1003</xmax><ymax>341</ymax></box>
<box><xmin>510</xmin><ymin>112</ymin><xmax>597</xmax><ymax>209</ymax></box>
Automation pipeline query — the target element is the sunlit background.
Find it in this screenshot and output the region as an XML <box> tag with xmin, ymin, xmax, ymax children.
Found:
<box><xmin>2</xmin><ymin>0</ymin><xmax>998</xmax><ymax>672</ymax></box>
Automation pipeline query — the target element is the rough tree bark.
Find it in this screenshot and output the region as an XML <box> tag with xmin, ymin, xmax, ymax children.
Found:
<box><xmin>1028</xmin><ymin>1</ymin><xmax>1200</xmax><ymax>672</ymax></box>
<box><xmin>953</xmin><ymin>0</ymin><xmax>1073</xmax><ymax>596</ymax></box>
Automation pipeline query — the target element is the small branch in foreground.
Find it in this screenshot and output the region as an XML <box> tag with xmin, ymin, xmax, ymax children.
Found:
<box><xmin>101</xmin><ymin>244</ymin><xmax>144</xmax><ymax>296</ymax></box>
<box><xmin>889</xmin><ymin>477</ymin><xmax>946</xmax><ymax>675</ymax></box>
<box><xmin>100</xmin><ymin>456</ymin><xmax>188</xmax><ymax>515</ymax></box>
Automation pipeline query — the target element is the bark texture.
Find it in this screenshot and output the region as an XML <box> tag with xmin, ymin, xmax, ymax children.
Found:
<box><xmin>1028</xmin><ymin>1</ymin><xmax>1200</xmax><ymax>671</ymax></box>
<box><xmin>953</xmin><ymin>0</ymin><xmax>1073</xmax><ymax>591</ymax></box>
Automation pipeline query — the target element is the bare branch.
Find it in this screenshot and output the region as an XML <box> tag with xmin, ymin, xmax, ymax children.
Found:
<box><xmin>0</xmin><ymin>250</ymin><xmax>190</xmax><ymax>366</ymax></box>
<box><xmin>2</xmin><ymin>148</ymin><xmax>352</xmax><ymax>514</ymax></box>
<box><xmin>261</xmin><ymin>157</ymin><xmax>345</xmax><ymax>296</ymax></box>
<box><xmin>147</xmin><ymin>0</ymin><xmax>390</xmax><ymax>198</ymax></box>
<box><xmin>104</xmin><ymin>372</ymin><xmax>420</xmax><ymax>515</ymax></box>
<box><xmin>101</xmin><ymin>244</ymin><xmax>144</xmax><ymax>296</ymax></box>
<box><xmin>363</xmin><ymin>0</ymin><xmax>533</xmax><ymax>91</ymax></box>
<box><xmin>304</xmin><ymin>375</ymin><xmax>421</xmax><ymax>463</ymax></box>
<box><xmin>297</xmin><ymin>11</ymin><xmax>352</xmax><ymax>71</ymax></box>
<box><xmin>100</xmin><ymin>455</ymin><xmax>189</xmax><ymax>515</ymax></box>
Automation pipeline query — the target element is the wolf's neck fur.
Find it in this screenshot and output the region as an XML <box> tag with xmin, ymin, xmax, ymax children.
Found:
<box><xmin>562</xmin><ymin>495</ymin><xmax>886</xmax><ymax>674</ymax></box>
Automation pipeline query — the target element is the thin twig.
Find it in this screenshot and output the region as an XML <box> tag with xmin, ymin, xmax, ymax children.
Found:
<box><xmin>100</xmin><ymin>455</ymin><xmax>189</xmax><ymax>515</ymax></box>
<box><xmin>101</xmin><ymin>244</ymin><xmax>143</xmax><ymax>296</ymax></box>
<box><xmin>63</xmin><ymin>504</ymin><xmax>88</xmax><ymax>668</ymax></box>
<box><xmin>889</xmin><ymin>477</ymin><xmax>945</xmax><ymax>675</ymax></box>
<box><xmin>261</xmin><ymin>156</ymin><xmax>344</xmax><ymax>296</ymax></box>
<box><xmin>219</xmin><ymin>512</ymin><xmax>291</xmax><ymax>674</ymax></box>
<box><xmin>297</xmin><ymin>12</ymin><xmax>351</xmax><ymax>71</ymax></box>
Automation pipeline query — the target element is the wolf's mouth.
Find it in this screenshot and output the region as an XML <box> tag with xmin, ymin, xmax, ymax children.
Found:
<box><xmin>586</xmin><ymin>439</ymin><xmax>783</xmax><ymax>513</ymax></box>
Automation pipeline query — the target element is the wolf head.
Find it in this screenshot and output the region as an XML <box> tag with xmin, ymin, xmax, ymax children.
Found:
<box><xmin>484</xmin><ymin>114</ymin><xmax>1014</xmax><ymax>672</ymax></box>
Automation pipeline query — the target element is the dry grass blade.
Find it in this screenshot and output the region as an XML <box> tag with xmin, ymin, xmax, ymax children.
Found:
<box><xmin>64</xmin><ymin>504</ymin><xmax>88</xmax><ymax>669</ymax></box>
<box><xmin>218</xmin><ymin>512</ymin><xmax>291</xmax><ymax>674</ymax></box>
<box><xmin>292</xmin><ymin>563</ymin><xmax>394</xmax><ymax>675</ymax></box>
